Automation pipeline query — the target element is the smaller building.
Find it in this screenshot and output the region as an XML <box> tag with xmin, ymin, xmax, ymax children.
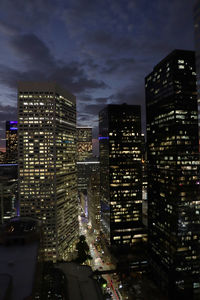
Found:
<box><xmin>0</xmin><ymin>164</ymin><xmax>18</xmax><ymax>224</ymax></box>
<box><xmin>0</xmin><ymin>151</ymin><xmax>6</xmax><ymax>164</ymax></box>
<box><xmin>57</xmin><ymin>262</ymin><xmax>104</xmax><ymax>300</ymax></box>
<box><xmin>77</xmin><ymin>158</ymin><xmax>100</xmax><ymax>217</ymax></box>
<box><xmin>5</xmin><ymin>121</ymin><xmax>18</xmax><ymax>164</ymax></box>
<box><xmin>88</xmin><ymin>170</ymin><xmax>100</xmax><ymax>233</ymax></box>
<box><xmin>77</xmin><ymin>127</ymin><xmax>93</xmax><ymax>161</ymax></box>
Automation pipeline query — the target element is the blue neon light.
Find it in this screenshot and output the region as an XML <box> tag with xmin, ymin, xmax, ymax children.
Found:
<box><xmin>10</xmin><ymin>121</ymin><xmax>18</xmax><ymax>124</ymax></box>
<box><xmin>0</xmin><ymin>164</ymin><xmax>18</xmax><ymax>166</ymax></box>
<box><xmin>99</xmin><ymin>136</ymin><xmax>109</xmax><ymax>140</ymax></box>
<box><xmin>10</xmin><ymin>127</ymin><xmax>18</xmax><ymax>130</ymax></box>
<box><xmin>64</xmin><ymin>140</ymin><xmax>73</xmax><ymax>143</ymax></box>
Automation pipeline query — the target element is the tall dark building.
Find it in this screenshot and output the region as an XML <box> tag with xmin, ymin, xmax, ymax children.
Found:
<box><xmin>0</xmin><ymin>163</ymin><xmax>18</xmax><ymax>223</ymax></box>
<box><xmin>88</xmin><ymin>167</ymin><xmax>100</xmax><ymax>233</ymax></box>
<box><xmin>77</xmin><ymin>158</ymin><xmax>99</xmax><ymax>217</ymax></box>
<box><xmin>6</xmin><ymin>121</ymin><xmax>18</xmax><ymax>163</ymax></box>
<box><xmin>194</xmin><ymin>0</ymin><xmax>200</xmax><ymax>145</ymax></box>
<box><xmin>99</xmin><ymin>104</ymin><xmax>146</xmax><ymax>247</ymax></box>
<box><xmin>145</xmin><ymin>50</ymin><xmax>200</xmax><ymax>299</ymax></box>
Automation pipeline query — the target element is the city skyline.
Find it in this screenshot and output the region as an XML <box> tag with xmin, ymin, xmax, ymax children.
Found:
<box><xmin>0</xmin><ymin>0</ymin><xmax>196</xmax><ymax>152</ymax></box>
<box><xmin>0</xmin><ymin>49</ymin><xmax>199</xmax><ymax>298</ymax></box>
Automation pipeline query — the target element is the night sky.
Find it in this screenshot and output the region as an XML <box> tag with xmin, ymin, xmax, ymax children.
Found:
<box><xmin>0</xmin><ymin>0</ymin><xmax>195</xmax><ymax>153</ymax></box>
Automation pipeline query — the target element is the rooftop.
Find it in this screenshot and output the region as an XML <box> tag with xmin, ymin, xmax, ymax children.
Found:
<box><xmin>0</xmin><ymin>217</ymin><xmax>41</xmax><ymax>300</ymax></box>
<box><xmin>57</xmin><ymin>262</ymin><xmax>104</xmax><ymax>300</ymax></box>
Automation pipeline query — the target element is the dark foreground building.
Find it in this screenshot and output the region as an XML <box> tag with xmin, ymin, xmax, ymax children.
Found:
<box><xmin>0</xmin><ymin>164</ymin><xmax>18</xmax><ymax>223</ymax></box>
<box><xmin>99</xmin><ymin>104</ymin><xmax>146</xmax><ymax>248</ymax></box>
<box><xmin>145</xmin><ymin>50</ymin><xmax>200</xmax><ymax>299</ymax></box>
<box><xmin>0</xmin><ymin>217</ymin><xmax>43</xmax><ymax>299</ymax></box>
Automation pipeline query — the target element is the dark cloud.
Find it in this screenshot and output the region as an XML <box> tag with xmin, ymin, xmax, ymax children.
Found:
<box><xmin>0</xmin><ymin>104</ymin><xmax>17</xmax><ymax>127</ymax></box>
<box><xmin>0</xmin><ymin>65</ymin><xmax>45</xmax><ymax>89</ymax></box>
<box><xmin>48</xmin><ymin>65</ymin><xmax>107</xmax><ymax>93</ymax></box>
<box><xmin>0</xmin><ymin>20</ymin><xmax>19</xmax><ymax>36</ymax></box>
<box><xmin>0</xmin><ymin>34</ymin><xmax>108</xmax><ymax>95</ymax></box>
<box><xmin>10</xmin><ymin>34</ymin><xmax>56</xmax><ymax>69</ymax></box>
<box><xmin>0</xmin><ymin>63</ymin><xmax>107</xmax><ymax>95</ymax></box>
<box><xmin>0</xmin><ymin>0</ymin><xmax>58</xmax><ymax>30</ymax></box>
<box><xmin>78</xmin><ymin>94</ymin><xmax>93</xmax><ymax>102</ymax></box>
<box><xmin>82</xmin><ymin>104</ymin><xmax>106</xmax><ymax>115</ymax></box>
<box><xmin>81</xmin><ymin>58</ymin><xmax>100</xmax><ymax>71</ymax></box>
<box><xmin>94</xmin><ymin>97</ymin><xmax>108</xmax><ymax>104</ymax></box>
<box><xmin>0</xmin><ymin>0</ymin><xmax>195</xmax><ymax>138</ymax></box>
<box><xmin>102</xmin><ymin>58</ymin><xmax>135</xmax><ymax>74</ymax></box>
<box><xmin>84</xmin><ymin>30</ymin><xmax>136</xmax><ymax>56</ymax></box>
<box><xmin>79</xmin><ymin>95</ymin><xmax>110</xmax><ymax>117</ymax></box>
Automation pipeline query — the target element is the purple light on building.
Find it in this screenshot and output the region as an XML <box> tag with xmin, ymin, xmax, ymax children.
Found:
<box><xmin>98</xmin><ymin>136</ymin><xmax>109</xmax><ymax>140</ymax></box>
<box><xmin>17</xmin><ymin>204</ymin><xmax>20</xmax><ymax>217</ymax></box>
<box><xmin>9</xmin><ymin>121</ymin><xmax>18</xmax><ymax>124</ymax></box>
<box><xmin>10</xmin><ymin>127</ymin><xmax>18</xmax><ymax>130</ymax></box>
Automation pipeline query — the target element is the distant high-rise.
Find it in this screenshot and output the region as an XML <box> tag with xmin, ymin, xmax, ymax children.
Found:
<box><xmin>88</xmin><ymin>165</ymin><xmax>100</xmax><ymax>232</ymax></box>
<box><xmin>145</xmin><ymin>50</ymin><xmax>200</xmax><ymax>299</ymax></box>
<box><xmin>77</xmin><ymin>158</ymin><xmax>99</xmax><ymax>217</ymax></box>
<box><xmin>6</xmin><ymin>121</ymin><xmax>18</xmax><ymax>163</ymax></box>
<box><xmin>0</xmin><ymin>151</ymin><xmax>6</xmax><ymax>164</ymax></box>
<box><xmin>18</xmin><ymin>82</ymin><xmax>78</xmax><ymax>261</ymax></box>
<box><xmin>99</xmin><ymin>104</ymin><xmax>146</xmax><ymax>247</ymax></box>
<box><xmin>194</xmin><ymin>0</ymin><xmax>200</xmax><ymax>145</ymax></box>
<box><xmin>77</xmin><ymin>127</ymin><xmax>92</xmax><ymax>161</ymax></box>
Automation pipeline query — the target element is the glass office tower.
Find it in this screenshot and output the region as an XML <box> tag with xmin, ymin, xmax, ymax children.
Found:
<box><xmin>99</xmin><ymin>104</ymin><xmax>146</xmax><ymax>247</ymax></box>
<box><xmin>18</xmin><ymin>82</ymin><xmax>78</xmax><ymax>261</ymax></box>
<box><xmin>145</xmin><ymin>50</ymin><xmax>200</xmax><ymax>299</ymax></box>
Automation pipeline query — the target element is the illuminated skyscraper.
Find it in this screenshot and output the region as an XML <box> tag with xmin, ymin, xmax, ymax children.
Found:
<box><xmin>5</xmin><ymin>121</ymin><xmax>18</xmax><ymax>163</ymax></box>
<box><xmin>194</xmin><ymin>0</ymin><xmax>200</xmax><ymax>146</ymax></box>
<box><xmin>146</xmin><ymin>50</ymin><xmax>200</xmax><ymax>299</ymax></box>
<box><xmin>99</xmin><ymin>104</ymin><xmax>146</xmax><ymax>247</ymax></box>
<box><xmin>18</xmin><ymin>82</ymin><xmax>78</xmax><ymax>261</ymax></box>
<box><xmin>77</xmin><ymin>127</ymin><xmax>92</xmax><ymax>161</ymax></box>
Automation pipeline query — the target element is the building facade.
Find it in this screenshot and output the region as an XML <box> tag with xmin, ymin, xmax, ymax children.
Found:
<box><xmin>0</xmin><ymin>163</ymin><xmax>18</xmax><ymax>224</ymax></box>
<box><xmin>77</xmin><ymin>127</ymin><xmax>93</xmax><ymax>161</ymax></box>
<box><xmin>88</xmin><ymin>167</ymin><xmax>100</xmax><ymax>233</ymax></box>
<box><xmin>18</xmin><ymin>82</ymin><xmax>78</xmax><ymax>261</ymax></box>
<box><xmin>99</xmin><ymin>104</ymin><xmax>146</xmax><ymax>247</ymax></box>
<box><xmin>145</xmin><ymin>50</ymin><xmax>200</xmax><ymax>299</ymax></box>
<box><xmin>194</xmin><ymin>0</ymin><xmax>200</xmax><ymax>145</ymax></box>
<box><xmin>5</xmin><ymin>121</ymin><xmax>18</xmax><ymax>163</ymax></box>
<box><xmin>77</xmin><ymin>158</ymin><xmax>99</xmax><ymax>217</ymax></box>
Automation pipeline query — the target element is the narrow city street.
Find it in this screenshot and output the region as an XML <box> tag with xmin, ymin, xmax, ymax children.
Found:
<box><xmin>79</xmin><ymin>215</ymin><xmax>124</xmax><ymax>300</ymax></box>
